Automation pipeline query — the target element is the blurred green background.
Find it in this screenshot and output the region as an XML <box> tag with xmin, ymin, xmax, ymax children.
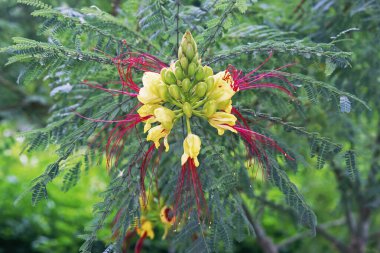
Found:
<box><xmin>1</xmin><ymin>0</ymin><xmax>379</xmax><ymax>253</ymax></box>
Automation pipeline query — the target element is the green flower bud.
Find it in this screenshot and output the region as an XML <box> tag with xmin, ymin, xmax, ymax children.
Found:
<box><xmin>158</xmin><ymin>84</ymin><xmax>169</xmax><ymax>100</ymax></box>
<box><xmin>160</xmin><ymin>68</ymin><xmax>168</xmax><ymax>83</ymax></box>
<box><xmin>175</xmin><ymin>67</ymin><xmax>185</xmax><ymax>81</ymax></box>
<box><xmin>203</xmin><ymin>100</ymin><xmax>217</xmax><ymax>117</ymax></box>
<box><xmin>175</xmin><ymin>61</ymin><xmax>181</xmax><ymax>68</ymax></box>
<box><xmin>205</xmin><ymin>76</ymin><xmax>215</xmax><ymax>92</ymax></box>
<box><xmin>165</xmin><ymin>70</ymin><xmax>177</xmax><ymax>84</ymax></box>
<box><xmin>178</xmin><ymin>46</ymin><xmax>183</xmax><ymax>59</ymax></box>
<box><xmin>188</xmin><ymin>62</ymin><xmax>197</xmax><ymax>77</ymax></box>
<box><xmin>168</xmin><ymin>85</ymin><xmax>180</xmax><ymax>100</ymax></box>
<box><xmin>195</xmin><ymin>66</ymin><xmax>205</xmax><ymax>81</ymax></box>
<box><xmin>180</xmin><ymin>57</ymin><xmax>188</xmax><ymax>72</ymax></box>
<box><xmin>183</xmin><ymin>102</ymin><xmax>192</xmax><ymax>118</ymax></box>
<box><xmin>194</xmin><ymin>82</ymin><xmax>207</xmax><ymax>98</ymax></box>
<box><xmin>192</xmin><ymin>53</ymin><xmax>199</xmax><ymax>63</ymax></box>
<box><xmin>182</xmin><ymin>78</ymin><xmax>191</xmax><ymax>92</ymax></box>
<box><xmin>203</xmin><ymin>66</ymin><xmax>213</xmax><ymax>78</ymax></box>
<box><xmin>186</xmin><ymin>43</ymin><xmax>195</xmax><ymax>60</ymax></box>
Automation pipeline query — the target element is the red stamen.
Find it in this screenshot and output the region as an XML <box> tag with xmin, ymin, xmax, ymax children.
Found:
<box><xmin>140</xmin><ymin>144</ymin><xmax>156</xmax><ymax>206</ymax></box>
<box><xmin>234</xmin><ymin>125</ymin><xmax>294</xmax><ymax>176</ymax></box>
<box><xmin>227</xmin><ymin>52</ymin><xmax>297</xmax><ymax>96</ymax></box>
<box><xmin>113</xmin><ymin>52</ymin><xmax>168</xmax><ymax>94</ymax></box>
<box><xmin>134</xmin><ymin>231</ymin><xmax>147</xmax><ymax>253</ymax></box>
<box><xmin>174</xmin><ymin>159</ymin><xmax>208</xmax><ymax>223</ymax></box>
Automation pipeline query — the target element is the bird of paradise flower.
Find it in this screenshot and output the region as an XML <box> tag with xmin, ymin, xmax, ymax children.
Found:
<box><xmin>78</xmin><ymin>31</ymin><xmax>295</xmax><ymax>224</ymax></box>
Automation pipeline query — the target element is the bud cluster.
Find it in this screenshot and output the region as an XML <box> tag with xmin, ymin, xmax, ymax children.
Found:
<box><xmin>158</xmin><ymin>31</ymin><xmax>218</xmax><ymax>119</ymax></box>
<box><xmin>137</xmin><ymin>31</ymin><xmax>238</xmax><ymax>155</ymax></box>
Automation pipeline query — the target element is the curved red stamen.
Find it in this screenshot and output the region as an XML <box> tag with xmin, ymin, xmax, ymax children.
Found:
<box><xmin>231</xmin><ymin>107</ymin><xmax>250</xmax><ymax>130</ymax></box>
<box><xmin>174</xmin><ymin>159</ymin><xmax>208</xmax><ymax>223</ymax></box>
<box><xmin>227</xmin><ymin>52</ymin><xmax>296</xmax><ymax>96</ymax></box>
<box><xmin>82</xmin><ymin>81</ymin><xmax>138</xmax><ymax>97</ymax></box>
<box><xmin>134</xmin><ymin>231</ymin><xmax>147</xmax><ymax>253</ymax></box>
<box><xmin>140</xmin><ymin>144</ymin><xmax>156</xmax><ymax>206</ymax></box>
<box><xmin>233</xmin><ymin>125</ymin><xmax>294</xmax><ymax>174</ymax></box>
<box><xmin>113</xmin><ymin>52</ymin><xmax>168</xmax><ymax>93</ymax></box>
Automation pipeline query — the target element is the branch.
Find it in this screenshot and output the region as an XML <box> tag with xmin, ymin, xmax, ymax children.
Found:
<box><xmin>200</xmin><ymin>0</ymin><xmax>237</xmax><ymax>58</ymax></box>
<box><xmin>242</xmin><ymin>203</ymin><xmax>278</xmax><ymax>253</ymax></box>
<box><xmin>316</xmin><ymin>226</ymin><xmax>349</xmax><ymax>253</ymax></box>
<box><xmin>278</xmin><ymin>218</ymin><xmax>345</xmax><ymax>249</ymax></box>
<box><xmin>330</xmin><ymin>160</ymin><xmax>356</xmax><ymax>235</ymax></box>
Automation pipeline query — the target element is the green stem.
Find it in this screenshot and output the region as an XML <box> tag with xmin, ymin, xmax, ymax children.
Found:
<box><xmin>186</xmin><ymin>117</ymin><xmax>192</xmax><ymax>134</ymax></box>
<box><xmin>192</xmin><ymin>98</ymin><xmax>208</xmax><ymax>109</ymax></box>
<box><xmin>192</xmin><ymin>110</ymin><xmax>207</xmax><ymax>119</ymax></box>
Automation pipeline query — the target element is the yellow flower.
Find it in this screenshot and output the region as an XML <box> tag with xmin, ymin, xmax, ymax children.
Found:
<box><xmin>137</xmin><ymin>104</ymin><xmax>162</xmax><ymax>118</ymax></box>
<box><xmin>154</xmin><ymin>107</ymin><xmax>175</xmax><ymax>130</ymax></box>
<box><xmin>136</xmin><ymin>219</ymin><xmax>155</xmax><ymax>239</ymax></box>
<box><xmin>181</xmin><ymin>134</ymin><xmax>201</xmax><ymax>167</ymax></box>
<box><xmin>160</xmin><ymin>206</ymin><xmax>175</xmax><ymax>239</ymax></box>
<box><xmin>160</xmin><ymin>206</ymin><xmax>175</xmax><ymax>224</ymax></box>
<box><xmin>147</xmin><ymin>125</ymin><xmax>170</xmax><ymax>151</ymax></box>
<box><xmin>138</xmin><ymin>105</ymin><xmax>175</xmax><ymax>137</ymax></box>
<box><xmin>208</xmin><ymin>112</ymin><xmax>237</xmax><ymax>135</ymax></box>
<box><xmin>208</xmin><ymin>71</ymin><xmax>236</xmax><ymax>107</ymax></box>
<box><xmin>137</xmin><ymin>104</ymin><xmax>162</xmax><ymax>133</ymax></box>
<box><xmin>138</xmin><ymin>72</ymin><xmax>164</xmax><ymax>104</ymax></box>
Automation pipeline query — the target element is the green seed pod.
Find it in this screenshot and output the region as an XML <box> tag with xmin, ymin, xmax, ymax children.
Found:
<box><xmin>203</xmin><ymin>100</ymin><xmax>217</xmax><ymax>117</ymax></box>
<box><xmin>205</xmin><ymin>76</ymin><xmax>215</xmax><ymax>92</ymax></box>
<box><xmin>203</xmin><ymin>66</ymin><xmax>213</xmax><ymax>78</ymax></box>
<box><xmin>175</xmin><ymin>60</ymin><xmax>181</xmax><ymax>68</ymax></box>
<box><xmin>194</xmin><ymin>82</ymin><xmax>207</xmax><ymax>98</ymax></box>
<box><xmin>183</xmin><ymin>102</ymin><xmax>192</xmax><ymax>118</ymax></box>
<box><xmin>165</xmin><ymin>70</ymin><xmax>177</xmax><ymax>84</ymax></box>
<box><xmin>195</xmin><ymin>66</ymin><xmax>205</xmax><ymax>81</ymax></box>
<box><xmin>168</xmin><ymin>85</ymin><xmax>180</xmax><ymax>100</ymax></box>
<box><xmin>160</xmin><ymin>68</ymin><xmax>168</xmax><ymax>83</ymax></box>
<box><xmin>180</xmin><ymin>57</ymin><xmax>188</xmax><ymax>72</ymax></box>
<box><xmin>158</xmin><ymin>84</ymin><xmax>169</xmax><ymax>100</ymax></box>
<box><xmin>174</xmin><ymin>67</ymin><xmax>185</xmax><ymax>81</ymax></box>
<box><xmin>188</xmin><ymin>62</ymin><xmax>197</xmax><ymax>77</ymax></box>
<box><xmin>182</xmin><ymin>78</ymin><xmax>191</xmax><ymax>92</ymax></box>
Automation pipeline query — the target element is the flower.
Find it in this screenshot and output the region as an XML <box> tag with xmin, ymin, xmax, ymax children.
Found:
<box><xmin>147</xmin><ymin>125</ymin><xmax>170</xmax><ymax>151</ymax></box>
<box><xmin>160</xmin><ymin>206</ymin><xmax>175</xmax><ymax>239</ymax></box>
<box><xmin>136</xmin><ymin>219</ymin><xmax>155</xmax><ymax>240</ymax></box>
<box><xmin>137</xmin><ymin>72</ymin><xmax>164</xmax><ymax>104</ymax></box>
<box><xmin>154</xmin><ymin>107</ymin><xmax>175</xmax><ymax>130</ymax></box>
<box><xmin>181</xmin><ymin>133</ymin><xmax>201</xmax><ymax>167</ymax></box>
<box><xmin>208</xmin><ymin>71</ymin><xmax>236</xmax><ymax>106</ymax></box>
<box><xmin>83</xmin><ymin>30</ymin><xmax>296</xmax><ymax>224</ymax></box>
<box><xmin>208</xmin><ymin>112</ymin><xmax>238</xmax><ymax>135</ymax></box>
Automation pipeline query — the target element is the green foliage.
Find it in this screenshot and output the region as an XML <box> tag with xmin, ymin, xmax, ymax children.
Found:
<box><xmin>1</xmin><ymin>0</ymin><xmax>379</xmax><ymax>253</ymax></box>
<box><xmin>0</xmin><ymin>124</ymin><xmax>108</xmax><ymax>253</ymax></box>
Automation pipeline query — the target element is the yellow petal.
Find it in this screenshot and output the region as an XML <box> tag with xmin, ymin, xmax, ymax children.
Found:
<box><xmin>182</xmin><ymin>134</ymin><xmax>201</xmax><ymax>167</ymax></box>
<box><xmin>138</xmin><ymin>72</ymin><xmax>163</xmax><ymax>104</ymax></box>
<box><xmin>138</xmin><ymin>104</ymin><xmax>161</xmax><ymax>118</ymax></box>
<box><xmin>147</xmin><ymin>125</ymin><xmax>170</xmax><ymax>150</ymax></box>
<box><xmin>208</xmin><ymin>112</ymin><xmax>237</xmax><ymax>135</ymax></box>
<box><xmin>154</xmin><ymin>107</ymin><xmax>175</xmax><ymax>130</ymax></box>
<box><xmin>181</xmin><ymin>153</ymin><xmax>189</xmax><ymax>166</ymax></box>
<box><xmin>136</xmin><ymin>219</ymin><xmax>155</xmax><ymax>240</ymax></box>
